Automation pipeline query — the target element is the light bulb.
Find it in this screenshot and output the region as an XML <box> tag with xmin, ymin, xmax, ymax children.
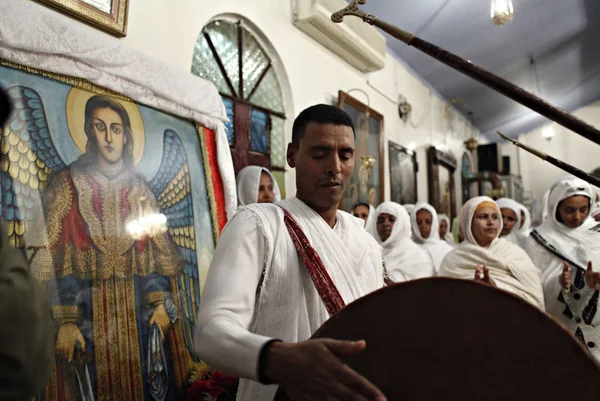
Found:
<box><xmin>491</xmin><ymin>0</ymin><xmax>514</xmax><ymax>26</ymax></box>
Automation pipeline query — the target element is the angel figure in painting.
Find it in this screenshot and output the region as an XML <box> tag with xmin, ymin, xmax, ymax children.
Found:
<box><xmin>2</xmin><ymin>88</ymin><xmax>202</xmax><ymax>401</ymax></box>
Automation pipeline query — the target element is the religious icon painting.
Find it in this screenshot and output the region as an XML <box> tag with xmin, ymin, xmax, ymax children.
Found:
<box><xmin>34</xmin><ymin>0</ymin><xmax>129</xmax><ymax>37</ymax></box>
<box><xmin>0</xmin><ymin>60</ymin><xmax>226</xmax><ymax>400</ymax></box>
<box><xmin>388</xmin><ymin>141</ymin><xmax>418</xmax><ymax>205</ymax></box>
<box><xmin>427</xmin><ymin>146</ymin><xmax>457</xmax><ymax>220</ymax></box>
<box><xmin>337</xmin><ymin>91</ymin><xmax>384</xmax><ymax>212</ymax></box>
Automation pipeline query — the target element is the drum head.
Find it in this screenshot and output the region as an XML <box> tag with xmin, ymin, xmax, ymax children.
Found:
<box><xmin>275</xmin><ymin>278</ymin><xmax>600</xmax><ymax>400</ymax></box>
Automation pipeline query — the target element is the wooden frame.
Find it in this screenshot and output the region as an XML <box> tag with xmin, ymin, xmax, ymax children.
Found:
<box><xmin>428</xmin><ymin>146</ymin><xmax>457</xmax><ymax>219</ymax></box>
<box><xmin>337</xmin><ymin>90</ymin><xmax>385</xmax><ymax>211</ymax></box>
<box><xmin>388</xmin><ymin>141</ymin><xmax>418</xmax><ymax>205</ymax></box>
<box><xmin>34</xmin><ymin>0</ymin><xmax>129</xmax><ymax>37</ymax></box>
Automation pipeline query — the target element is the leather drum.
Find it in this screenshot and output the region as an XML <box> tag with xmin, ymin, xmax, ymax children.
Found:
<box><xmin>274</xmin><ymin>278</ymin><xmax>600</xmax><ymax>400</ymax></box>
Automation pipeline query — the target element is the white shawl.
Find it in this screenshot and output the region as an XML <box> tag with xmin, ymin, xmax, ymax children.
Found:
<box><xmin>236</xmin><ymin>166</ymin><xmax>281</xmax><ymax>206</ymax></box>
<box><xmin>410</xmin><ymin>203</ymin><xmax>453</xmax><ymax>273</ymax></box>
<box><xmin>373</xmin><ymin>202</ymin><xmax>435</xmax><ymax>282</ymax></box>
<box><xmin>237</xmin><ymin>197</ymin><xmax>384</xmax><ymax>400</ymax></box>
<box><xmin>496</xmin><ymin>197</ymin><xmax>522</xmax><ymax>245</ymax></box>
<box><xmin>364</xmin><ymin>204</ymin><xmax>376</xmax><ymax>234</ymax></box>
<box><xmin>439</xmin><ymin>197</ymin><xmax>545</xmax><ymax>309</ymax></box>
<box><xmin>438</xmin><ymin>213</ymin><xmax>456</xmax><ymax>245</ymax></box>
<box><xmin>527</xmin><ymin>176</ymin><xmax>600</xmax><ymax>274</ymax></box>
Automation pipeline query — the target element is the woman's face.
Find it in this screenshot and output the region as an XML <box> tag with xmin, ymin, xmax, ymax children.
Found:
<box><xmin>353</xmin><ymin>204</ymin><xmax>370</xmax><ymax>224</ymax></box>
<box><xmin>439</xmin><ymin>219</ymin><xmax>448</xmax><ymax>238</ymax></box>
<box><xmin>557</xmin><ymin>195</ymin><xmax>590</xmax><ymax>228</ymax></box>
<box><xmin>416</xmin><ymin>210</ymin><xmax>432</xmax><ymax>239</ymax></box>
<box><xmin>376</xmin><ymin>213</ymin><xmax>395</xmax><ymax>242</ymax></box>
<box><xmin>257</xmin><ymin>172</ymin><xmax>275</xmax><ymax>203</ymax></box>
<box><xmin>500</xmin><ymin>208</ymin><xmax>517</xmax><ymax>236</ymax></box>
<box><xmin>92</xmin><ymin>107</ymin><xmax>125</xmax><ymax>165</ymax></box>
<box><xmin>471</xmin><ymin>206</ymin><xmax>501</xmax><ymax>247</ymax></box>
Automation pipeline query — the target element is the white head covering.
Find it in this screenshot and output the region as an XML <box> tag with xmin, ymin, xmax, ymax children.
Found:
<box><xmin>496</xmin><ymin>197</ymin><xmax>522</xmax><ymax>244</ymax></box>
<box><xmin>438</xmin><ymin>213</ymin><xmax>455</xmax><ymax>244</ymax></box>
<box><xmin>403</xmin><ymin>204</ymin><xmax>415</xmax><ymax>215</ymax></box>
<box><xmin>373</xmin><ymin>202</ymin><xmax>435</xmax><ymax>281</ymax></box>
<box><xmin>439</xmin><ymin>196</ymin><xmax>544</xmax><ymax>309</ymax></box>
<box><xmin>410</xmin><ymin>203</ymin><xmax>454</xmax><ymax>272</ymax></box>
<box><xmin>529</xmin><ymin>176</ymin><xmax>600</xmax><ymax>273</ymax></box>
<box><xmin>236</xmin><ymin>166</ymin><xmax>281</xmax><ymax>206</ymax></box>
<box><xmin>518</xmin><ymin>203</ymin><xmax>532</xmax><ymax>234</ymax></box>
<box><xmin>352</xmin><ymin>202</ymin><xmax>376</xmax><ymax>233</ymax></box>
<box><xmin>514</xmin><ymin>203</ymin><xmax>532</xmax><ymax>249</ymax></box>
<box><xmin>531</xmin><ymin>190</ymin><xmax>550</xmax><ymax>227</ymax></box>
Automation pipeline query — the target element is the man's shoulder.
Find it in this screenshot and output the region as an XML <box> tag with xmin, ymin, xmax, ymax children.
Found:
<box><xmin>225</xmin><ymin>203</ymin><xmax>284</xmax><ymax>237</ymax></box>
<box><xmin>337</xmin><ymin>210</ymin><xmax>380</xmax><ymax>248</ymax></box>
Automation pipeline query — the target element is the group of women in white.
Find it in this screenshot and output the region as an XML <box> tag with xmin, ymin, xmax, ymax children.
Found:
<box><xmin>236</xmin><ymin>165</ymin><xmax>600</xmax><ymax>362</ymax></box>
<box><xmin>353</xmin><ymin>175</ymin><xmax>600</xmax><ymax>361</ymax></box>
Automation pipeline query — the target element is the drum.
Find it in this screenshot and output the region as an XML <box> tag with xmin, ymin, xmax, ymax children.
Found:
<box><xmin>275</xmin><ymin>278</ymin><xmax>600</xmax><ymax>400</ymax></box>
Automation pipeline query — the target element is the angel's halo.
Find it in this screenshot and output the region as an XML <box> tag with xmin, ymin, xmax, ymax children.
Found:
<box><xmin>65</xmin><ymin>88</ymin><xmax>145</xmax><ymax>166</ymax></box>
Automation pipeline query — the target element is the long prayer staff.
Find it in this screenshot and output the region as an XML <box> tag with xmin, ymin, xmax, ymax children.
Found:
<box><xmin>497</xmin><ymin>131</ymin><xmax>600</xmax><ymax>189</ymax></box>
<box><xmin>331</xmin><ymin>1</ymin><xmax>600</xmax><ymax>147</ymax></box>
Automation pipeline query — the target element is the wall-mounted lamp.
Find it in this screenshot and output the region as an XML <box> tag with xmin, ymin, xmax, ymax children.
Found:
<box><xmin>542</xmin><ymin>126</ymin><xmax>555</xmax><ymax>141</ymax></box>
<box><xmin>398</xmin><ymin>95</ymin><xmax>412</xmax><ymax>123</ymax></box>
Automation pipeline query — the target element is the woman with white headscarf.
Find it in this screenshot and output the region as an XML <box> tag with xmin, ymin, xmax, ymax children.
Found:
<box><xmin>525</xmin><ymin>176</ymin><xmax>600</xmax><ymax>360</ymax></box>
<box><xmin>236</xmin><ymin>165</ymin><xmax>281</xmax><ymax>207</ymax></box>
<box><xmin>403</xmin><ymin>204</ymin><xmax>415</xmax><ymax>215</ymax></box>
<box><xmin>439</xmin><ymin>197</ymin><xmax>544</xmax><ymax>309</ymax></box>
<box><xmin>352</xmin><ymin>202</ymin><xmax>376</xmax><ymax>233</ymax></box>
<box><xmin>530</xmin><ymin>190</ymin><xmax>550</xmax><ymax>228</ymax></box>
<box><xmin>515</xmin><ymin>203</ymin><xmax>532</xmax><ymax>249</ymax></box>
<box><xmin>373</xmin><ymin>202</ymin><xmax>435</xmax><ymax>282</ymax></box>
<box><xmin>496</xmin><ymin>198</ymin><xmax>522</xmax><ymax>245</ymax></box>
<box><xmin>438</xmin><ymin>213</ymin><xmax>455</xmax><ymax>245</ymax></box>
<box><xmin>410</xmin><ymin>203</ymin><xmax>454</xmax><ymax>273</ymax></box>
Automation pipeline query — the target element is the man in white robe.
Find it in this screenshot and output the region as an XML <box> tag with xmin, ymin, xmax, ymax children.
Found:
<box><xmin>194</xmin><ymin>105</ymin><xmax>386</xmax><ymax>401</ymax></box>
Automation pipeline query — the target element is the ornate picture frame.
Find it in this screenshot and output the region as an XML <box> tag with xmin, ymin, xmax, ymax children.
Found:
<box><xmin>337</xmin><ymin>90</ymin><xmax>384</xmax><ymax>211</ymax></box>
<box><xmin>34</xmin><ymin>0</ymin><xmax>129</xmax><ymax>37</ymax></box>
<box><xmin>388</xmin><ymin>141</ymin><xmax>418</xmax><ymax>205</ymax></box>
<box><xmin>0</xmin><ymin>58</ymin><xmax>226</xmax><ymax>399</ymax></box>
<box><xmin>427</xmin><ymin>146</ymin><xmax>457</xmax><ymax>219</ymax></box>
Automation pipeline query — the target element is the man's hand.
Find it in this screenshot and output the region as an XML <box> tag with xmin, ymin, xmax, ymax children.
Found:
<box><xmin>560</xmin><ymin>261</ymin><xmax>571</xmax><ymax>290</ymax></box>
<box><xmin>585</xmin><ymin>261</ymin><xmax>600</xmax><ymax>290</ymax></box>
<box><xmin>149</xmin><ymin>304</ymin><xmax>171</xmax><ymax>340</ymax></box>
<box><xmin>56</xmin><ymin>323</ymin><xmax>85</xmax><ymax>362</ymax></box>
<box><xmin>265</xmin><ymin>339</ymin><xmax>387</xmax><ymax>401</ymax></box>
<box><xmin>474</xmin><ymin>265</ymin><xmax>496</xmax><ymax>287</ymax></box>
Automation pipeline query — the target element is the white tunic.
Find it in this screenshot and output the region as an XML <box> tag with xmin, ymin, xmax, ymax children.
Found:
<box><xmin>194</xmin><ymin>197</ymin><xmax>384</xmax><ymax>400</ymax></box>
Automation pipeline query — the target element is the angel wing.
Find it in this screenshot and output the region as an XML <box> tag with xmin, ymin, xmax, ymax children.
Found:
<box><xmin>149</xmin><ymin>129</ymin><xmax>200</xmax><ymax>362</ymax></box>
<box><xmin>0</xmin><ymin>85</ymin><xmax>66</xmax><ymax>247</ymax></box>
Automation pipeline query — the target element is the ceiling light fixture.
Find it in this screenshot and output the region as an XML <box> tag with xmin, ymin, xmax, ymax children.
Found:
<box><xmin>491</xmin><ymin>0</ymin><xmax>514</xmax><ymax>26</ymax></box>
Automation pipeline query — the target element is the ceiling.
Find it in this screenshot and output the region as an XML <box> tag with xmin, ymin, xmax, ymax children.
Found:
<box><xmin>358</xmin><ymin>0</ymin><xmax>600</xmax><ymax>140</ymax></box>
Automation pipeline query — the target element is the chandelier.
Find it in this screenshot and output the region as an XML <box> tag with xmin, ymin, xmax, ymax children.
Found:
<box><xmin>491</xmin><ymin>0</ymin><xmax>514</xmax><ymax>26</ymax></box>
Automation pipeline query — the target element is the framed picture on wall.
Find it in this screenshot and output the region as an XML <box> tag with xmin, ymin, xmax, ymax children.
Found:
<box><xmin>34</xmin><ymin>0</ymin><xmax>129</xmax><ymax>37</ymax></box>
<box><xmin>337</xmin><ymin>90</ymin><xmax>384</xmax><ymax>211</ymax></box>
<box><xmin>0</xmin><ymin>59</ymin><xmax>223</xmax><ymax>399</ymax></box>
<box><xmin>427</xmin><ymin>146</ymin><xmax>457</xmax><ymax>219</ymax></box>
<box><xmin>388</xmin><ymin>141</ymin><xmax>418</xmax><ymax>205</ymax></box>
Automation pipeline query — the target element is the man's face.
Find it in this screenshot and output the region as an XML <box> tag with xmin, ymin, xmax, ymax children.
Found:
<box><xmin>287</xmin><ymin>122</ymin><xmax>354</xmax><ymax>213</ymax></box>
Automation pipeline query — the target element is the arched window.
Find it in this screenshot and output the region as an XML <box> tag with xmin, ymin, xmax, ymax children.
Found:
<box><xmin>191</xmin><ymin>18</ymin><xmax>287</xmax><ymax>187</ymax></box>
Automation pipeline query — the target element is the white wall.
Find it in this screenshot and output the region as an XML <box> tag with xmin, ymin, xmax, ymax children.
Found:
<box><xmin>117</xmin><ymin>0</ymin><xmax>478</xmax><ymax>205</ymax></box>
<box><xmin>513</xmin><ymin>101</ymin><xmax>600</xmax><ymax>200</ymax></box>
